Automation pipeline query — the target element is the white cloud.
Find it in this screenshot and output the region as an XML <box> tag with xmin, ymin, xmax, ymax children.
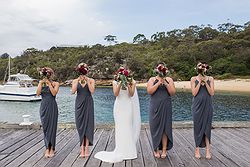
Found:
<box><xmin>0</xmin><ymin>0</ymin><xmax>114</xmax><ymax>56</ymax></box>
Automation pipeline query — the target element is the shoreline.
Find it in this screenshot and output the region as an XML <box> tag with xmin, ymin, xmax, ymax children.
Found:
<box><xmin>136</xmin><ymin>79</ymin><xmax>250</xmax><ymax>93</ymax></box>
<box><xmin>63</xmin><ymin>78</ymin><xmax>250</xmax><ymax>93</ymax></box>
<box><xmin>0</xmin><ymin>121</ymin><xmax>249</xmax><ymax>129</ymax></box>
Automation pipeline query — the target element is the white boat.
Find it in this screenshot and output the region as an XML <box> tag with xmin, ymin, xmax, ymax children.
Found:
<box><xmin>0</xmin><ymin>56</ymin><xmax>41</xmax><ymax>102</ymax></box>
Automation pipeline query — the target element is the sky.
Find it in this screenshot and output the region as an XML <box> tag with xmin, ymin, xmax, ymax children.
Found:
<box><xmin>0</xmin><ymin>0</ymin><xmax>249</xmax><ymax>56</ymax></box>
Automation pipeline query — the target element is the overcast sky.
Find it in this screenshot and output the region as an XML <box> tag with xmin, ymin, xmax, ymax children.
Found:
<box><xmin>0</xmin><ymin>0</ymin><xmax>249</xmax><ymax>56</ymax></box>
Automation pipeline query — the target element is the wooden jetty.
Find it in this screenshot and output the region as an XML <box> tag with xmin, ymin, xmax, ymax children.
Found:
<box><xmin>0</xmin><ymin>127</ymin><xmax>249</xmax><ymax>167</ymax></box>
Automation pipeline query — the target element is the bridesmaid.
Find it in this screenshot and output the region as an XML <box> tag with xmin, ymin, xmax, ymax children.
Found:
<box><xmin>71</xmin><ymin>63</ymin><xmax>95</xmax><ymax>158</ymax></box>
<box><xmin>147</xmin><ymin>63</ymin><xmax>176</xmax><ymax>158</ymax></box>
<box><xmin>191</xmin><ymin>62</ymin><xmax>214</xmax><ymax>159</ymax></box>
<box><xmin>36</xmin><ymin>67</ymin><xmax>59</xmax><ymax>158</ymax></box>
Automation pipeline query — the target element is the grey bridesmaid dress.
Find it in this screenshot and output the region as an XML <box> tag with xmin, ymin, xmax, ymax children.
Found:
<box><xmin>75</xmin><ymin>82</ymin><xmax>94</xmax><ymax>146</ymax></box>
<box><xmin>39</xmin><ymin>86</ymin><xmax>58</xmax><ymax>150</ymax></box>
<box><xmin>149</xmin><ymin>79</ymin><xmax>173</xmax><ymax>151</ymax></box>
<box><xmin>192</xmin><ymin>80</ymin><xmax>213</xmax><ymax>148</ymax></box>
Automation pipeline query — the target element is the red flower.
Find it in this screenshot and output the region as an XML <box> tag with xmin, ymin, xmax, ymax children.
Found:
<box><xmin>118</xmin><ymin>67</ymin><xmax>125</xmax><ymax>72</ymax></box>
<box><xmin>79</xmin><ymin>67</ymin><xmax>88</xmax><ymax>75</ymax></box>
<box><xmin>123</xmin><ymin>70</ymin><xmax>129</xmax><ymax>77</ymax></box>
<box><xmin>157</xmin><ymin>64</ymin><xmax>163</xmax><ymax>71</ymax></box>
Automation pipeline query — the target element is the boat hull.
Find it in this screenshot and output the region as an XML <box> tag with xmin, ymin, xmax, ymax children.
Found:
<box><xmin>0</xmin><ymin>93</ymin><xmax>41</xmax><ymax>101</ymax></box>
<box><xmin>0</xmin><ymin>85</ymin><xmax>41</xmax><ymax>102</ymax></box>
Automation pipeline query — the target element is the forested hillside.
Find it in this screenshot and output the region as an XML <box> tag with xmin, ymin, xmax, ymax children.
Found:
<box><xmin>1</xmin><ymin>22</ymin><xmax>250</xmax><ymax>82</ymax></box>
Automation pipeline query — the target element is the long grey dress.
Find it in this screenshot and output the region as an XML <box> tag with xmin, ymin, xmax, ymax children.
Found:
<box><xmin>192</xmin><ymin>80</ymin><xmax>213</xmax><ymax>148</ymax></box>
<box><xmin>149</xmin><ymin>79</ymin><xmax>173</xmax><ymax>151</ymax></box>
<box><xmin>39</xmin><ymin>86</ymin><xmax>58</xmax><ymax>150</ymax></box>
<box><xmin>75</xmin><ymin>83</ymin><xmax>94</xmax><ymax>146</ymax></box>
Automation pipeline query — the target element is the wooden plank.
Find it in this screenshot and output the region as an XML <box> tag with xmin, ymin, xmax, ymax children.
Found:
<box><xmin>145</xmin><ymin>129</ymin><xmax>172</xmax><ymax>167</ymax></box>
<box><xmin>2</xmin><ymin>131</ymin><xmax>44</xmax><ymax>167</ymax></box>
<box><xmin>83</xmin><ymin>129</ymin><xmax>111</xmax><ymax>167</ymax></box>
<box><xmin>131</xmin><ymin>132</ymin><xmax>144</xmax><ymax>167</ymax></box>
<box><xmin>60</xmin><ymin>129</ymin><xmax>103</xmax><ymax>167</ymax></box>
<box><xmin>175</xmin><ymin>129</ymin><xmax>212</xmax><ymax>167</ymax></box>
<box><xmin>100</xmin><ymin>129</ymin><xmax>115</xmax><ymax>167</ymax></box>
<box><xmin>0</xmin><ymin>130</ymin><xmax>36</xmax><ymax>151</ymax></box>
<box><xmin>2</xmin><ymin>130</ymin><xmax>41</xmax><ymax>154</ymax></box>
<box><xmin>0</xmin><ymin>130</ymin><xmax>15</xmax><ymax>145</ymax></box>
<box><xmin>0</xmin><ymin>130</ymin><xmax>42</xmax><ymax>165</ymax></box>
<box><xmin>212</xmin><ymin>129</ymin><xmax>250</xmax><ymax>167</ymax></box>
<box><xmin>19</xmin><ymin>129</ymin><xmax>69</xmax><ymax>167</ymax></box>
<box><xmin>5</xmin><ymin>129</ymin><xmax>64</xmax><ymax>167</ymax></box>
<box><xmin>139</xmin><ymin>129</ymin><xmax>157</xmax><ymax>167</ymax></box>
<box><xmin>113</xmin><ymin>160</ymin><xmax>125</xmax><ymax>167</ymax></box>
<box><xmin>34</xmin><ymin>129</ymin><xmax>76</xmax><ymax>167</ymax></box>
<box><xmin>233</xmin><ymin>128</ymin><xmax>250</xmax><ymax>142</ymax></box>
<box><xmin>125</xmin><ymin>160</ymin><xmax>132</xmax><ymax>167</ymax></box>
<box><xmin>164</xmin><ymin>129</ymin><xmax>184</xmax><ymax>167</ymax></box>
<box><xmin>72</xmin><ymin>129</ymin><xmax>105</xmax><ymax>167</ymax></box>
<box><xmin>214</xmin><ymin>128</ymin><xmax>250</xmax><ymax>162</ymax></box>
<box><xmin>44</xmin><ymin>130</ymin><xmax>79</xmax><ymax>167</ymax></box>
<box><xmin>241</xmin><ymin>128</ymin><xmax>250</xmax><ymax>133</ymax></box>
<box><xmin>0</xmin><ymin>129</ymin><xmax>14</xmax><ymax>138</ymax></box>
<box><xmin>177</xmin><ymin>129</ymin><xmax>225</xmax><ymax>167</ymax></box>
<box><xmin>224</xmin><ymin>128</ymin><xmax>250</xmax><ymax>146</ymax></box>
<box><xmin>180</xmin><ymin>128</ymin><xmax>239</xmax><ymax>167</ymax></box>
<box><xmin>160</xmin><ymin>129</ymin><xmax>198</xmax><ymax>167</ymax></box>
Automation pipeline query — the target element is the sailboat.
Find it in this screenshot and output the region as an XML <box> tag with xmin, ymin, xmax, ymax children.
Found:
<box><xmin>0</xmin><ymin>56</ymin><xmax>41</xmax><ymax>101</ymax></box>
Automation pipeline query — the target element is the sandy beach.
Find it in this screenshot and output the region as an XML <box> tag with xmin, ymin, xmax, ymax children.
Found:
<box><xmin>137</xmin><ymin>79</ymin><xmax>250</xmax><ymax>93</ymax></box>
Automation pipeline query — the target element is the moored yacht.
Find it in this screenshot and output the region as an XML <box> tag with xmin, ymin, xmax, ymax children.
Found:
<box><xmin>0</xmin><ymin>56</ymin><xmax>41</xmax><ymax>101</ymax></box>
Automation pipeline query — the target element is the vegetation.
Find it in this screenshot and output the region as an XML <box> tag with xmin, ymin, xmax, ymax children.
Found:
<box><xmin>0</xmin><ymin>22</ymin><xmax>250</xmax><ymax>82</ymax></box>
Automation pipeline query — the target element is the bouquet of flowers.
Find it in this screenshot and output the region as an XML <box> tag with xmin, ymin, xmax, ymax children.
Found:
<box><xmin>114</xmin><ymin>67</ymin><xmax>133</xmax><ymax>90</ymax></box>
<box><xmin>38</xmin><ymin>67</ymin><xmax>53</xmax><ymax>87</ymax></box>
<box><xmin>195</xmin><ymin>62</ymin><xmax>211</xmax><ymax>76</ymax></box>
<box><xmin>154</xmin><ymin>63</ymin><xmax>169</xmax><ymax>78</ymax></box>
<box><xmin>76</xmin><ymin>63</ymin><xmax>89</xmax><ymax>84</ymax></box>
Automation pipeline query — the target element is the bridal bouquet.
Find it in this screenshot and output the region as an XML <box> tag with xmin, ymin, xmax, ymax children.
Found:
<box><xmin>76</xmin><ymin>63</ymin><xmax>89</xmax><ymax>84</ymax></box>
<box><xmin>154</xmin><ymin>63</ymin><xmax>169</xmax><ymax>78</ymax></box>
<box><xmin>195</xmin><ymin>62</ymin><xmax>211</xmax><ymax>76</ymax></box>
<box><xmin>115</xmin><ymin>67</ymin><xmax>133</xmax><ymax>90</ymax></box>
<box><xmin>38</xmin><ymin>67</ymin><xmax>53</xmax><ymax>87</ymax></box>
<box><xmin>195</xmin><ymin>62</ymin><xmax>212</xmax><ymax>84</ymax></box>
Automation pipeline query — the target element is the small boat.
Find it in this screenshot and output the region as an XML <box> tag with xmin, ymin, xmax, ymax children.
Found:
<box><xmin>0</xmin><ymin>56</ymin><xmax>41</xmax><ymax>102</ymax></box>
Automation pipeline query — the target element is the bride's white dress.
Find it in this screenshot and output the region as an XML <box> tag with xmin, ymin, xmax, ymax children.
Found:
<box><xmin>94</xmin><ymin>82</ymin><xmax>141</xmax><ymax>163</ymax></box>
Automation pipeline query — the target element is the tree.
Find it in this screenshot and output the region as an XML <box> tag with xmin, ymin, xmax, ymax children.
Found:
<box><xmin>133</xmin><ymin>34</ymin><xmax>147</xmax><ymax>44</ymax></box>
<box><xmin>104</xmin><ymin>35</ymin><xmax>118</xmax><ymax>45</ymax></box>
<box><xmin>0</xmin><ymin>53</ymin><xmax>9</xmax><ymax>59</ymax></box>
<box><xmin>150</xmin><ymin>32</ymin><xmax>166</xmax><ymax>42</ymax></box>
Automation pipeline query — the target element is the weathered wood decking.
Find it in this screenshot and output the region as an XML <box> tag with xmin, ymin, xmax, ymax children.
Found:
<box><xmin>0</xmin><ymin>128</ymin><xmax>249</xmax><ymax>167</ymax></box>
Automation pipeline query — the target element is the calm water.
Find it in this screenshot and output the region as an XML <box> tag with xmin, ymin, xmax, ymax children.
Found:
<box><xmin>0</xmin><ymin>87</ymin><xmax>249</xmax><ymax>124</ymax></box>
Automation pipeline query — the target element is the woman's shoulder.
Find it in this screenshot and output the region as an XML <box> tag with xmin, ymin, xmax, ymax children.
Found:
<box><xmin>73</xmin><ymin>78</ymin><xmax>79</xmax><ymax>83</ymax></box>
<box><xmin>207</xmin><ymin>76</ymin><xmax>214</xmax><ymax>80</ymax></box>
<box><xmin>51</xmin><ymin>81</ymin><xmax>60</xmax><ymax>87</ymax></box>
<box><xmin>207</xmin><ymin>76</ymin><xmax>214</xmax><ymax>82</ymax></box>
<box><xmin>191</xmin><ymin>76</ymin><xmax>197</xmax><ymax>81</ymax></box>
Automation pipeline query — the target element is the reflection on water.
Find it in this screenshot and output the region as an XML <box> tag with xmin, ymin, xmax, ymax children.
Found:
<box><xmin>0</xmin><ymin>87</ymin><xmax>249</xmax><ymax>124</ymax></box>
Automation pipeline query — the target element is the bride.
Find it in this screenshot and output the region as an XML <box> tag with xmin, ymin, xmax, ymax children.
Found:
<box><xmin>94</xmin><ymin>67</ymin><xmax>141</xmax><ymax>163</ymax></box>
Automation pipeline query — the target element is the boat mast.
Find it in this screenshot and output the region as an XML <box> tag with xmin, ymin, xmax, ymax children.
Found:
<box><xmin>8</xmin><ymin>55</ymin><xmax>10</xmax><ymax>80</ymax></box>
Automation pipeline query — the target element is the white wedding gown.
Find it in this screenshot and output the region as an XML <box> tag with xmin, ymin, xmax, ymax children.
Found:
<box><xmin>94</xmin><ymin>82</ymin><xmax>141</xmax><ymax>163</ymax></box>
